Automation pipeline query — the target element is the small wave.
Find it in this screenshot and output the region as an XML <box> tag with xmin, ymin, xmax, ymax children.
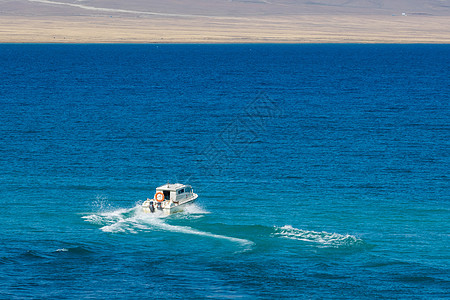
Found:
<box><xmin>398</xmin><ymin>275</ymin><xmax>438</xmax><ymax>283</ymax></box>
<box><xmin>274</xmin><ymin>225</ymin><xmax>364</xmax><ymax>248</ymax></box>
<box><xmin>54</xmin><ymin>247</ymin><xmax>93</xmax><ymax>255</ymax></box>
<box><xmin>0</xmin><ymin>256</ymin><xmax>14</xmax><ymax>264</ymax></box>
<box><xmin>20</xmin><ymin>250</ymin><xmax>51</xmax><ymax>260</ymax></box>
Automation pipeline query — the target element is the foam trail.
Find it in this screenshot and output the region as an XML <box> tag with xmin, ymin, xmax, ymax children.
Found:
<box><xmin>83</xmin><ymin>204</ymin><xmax>253</xmax><ymax>250</ymax></box>
<box><xmin>181</xmin><ymin>203</ymin><xmax>210</xmax><ymax>215</ymax></box>
<box><xmin>83</xmin><ymin>207</ymin><xmax>140</xmax><ymax>233</ymax></box>
<box><xmin>170</xmin><ymin>203</ymin><xmax>210</xmax><ymax>220</ymax></box>
<box><xmin>148</xmin><ymin>217</ymin><xmax>254</xmax><ymax>250</ymax></box>
<box><xmin>274</xmin><ymin>225</ymin><xmax>363</xmax><ymax>248</ymax></box>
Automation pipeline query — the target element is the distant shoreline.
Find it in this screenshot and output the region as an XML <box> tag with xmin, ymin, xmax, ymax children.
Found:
<box><xmin>7</xmin><ymin>42</ymin><xmax>438</xmax><ymax>45</ymax></box>
<box><xmin>1</xmin><ymin>15</ymin><xmax>449</xmax><ymax>44</ymax></box>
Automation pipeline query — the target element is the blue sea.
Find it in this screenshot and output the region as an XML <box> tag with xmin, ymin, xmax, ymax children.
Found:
<box><xmin>0</xmin><ymin>44</ymin><xmax>449</xmax><ymax>299</ymax></box>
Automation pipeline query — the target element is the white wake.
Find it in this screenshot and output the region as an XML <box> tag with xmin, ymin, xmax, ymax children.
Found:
<box><xmin>274</xmin><ymin>225</ymin><xmax>363</xmax><ymax>248</ymax></box>
<box><xmin>82</xmin><ymin>204</ymin><xmax>253</xmax><ymax>250</ymax></box>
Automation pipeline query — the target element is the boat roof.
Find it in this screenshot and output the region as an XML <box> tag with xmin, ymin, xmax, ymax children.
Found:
<box><xmin>156</xmin><ymin>183</ymin><xmax>190</xmax><ymax>191</ymax></box>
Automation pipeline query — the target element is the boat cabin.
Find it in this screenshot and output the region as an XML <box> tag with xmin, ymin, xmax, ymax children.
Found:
<box><xmin>155</xmin><ymin>183</ymin><xmax>193</xmax><ymax>203</ymax></box>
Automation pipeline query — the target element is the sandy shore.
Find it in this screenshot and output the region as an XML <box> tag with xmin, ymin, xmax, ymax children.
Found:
<box><xmin>0</xmin><ymin>15</ymin><xmax>449</xmax><ymax>43</ymax></box>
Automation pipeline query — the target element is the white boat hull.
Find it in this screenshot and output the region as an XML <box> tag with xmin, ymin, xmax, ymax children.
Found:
<box><xmin>142</xmin><ymin>193</ymin><xmax>198</xmax><ymax>215</ymax></box>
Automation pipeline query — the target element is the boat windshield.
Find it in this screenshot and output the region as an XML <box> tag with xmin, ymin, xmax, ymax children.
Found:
<box><xmin>163</xmin><ymin>190</ymin><xmax>170</xmax><ymax>200</ymax></box>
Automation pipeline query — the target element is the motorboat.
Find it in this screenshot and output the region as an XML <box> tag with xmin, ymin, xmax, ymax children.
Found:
<box><xmin>142</xmin><ymin>183</ymin><xmax>198</xmax><ymax>214</ymax></box>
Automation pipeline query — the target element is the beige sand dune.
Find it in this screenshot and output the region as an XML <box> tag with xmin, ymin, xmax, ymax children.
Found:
<box><xmin>1</xmin><ymin>0</ymin><xmax>449</xmax><ymax>43</ymax></box>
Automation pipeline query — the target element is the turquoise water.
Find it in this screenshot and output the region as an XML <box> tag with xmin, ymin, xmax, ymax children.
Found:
<box><xmin>0</xmin><ymin>44</ymin><xmax>449</xmax><ymax>299</ymax></box>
